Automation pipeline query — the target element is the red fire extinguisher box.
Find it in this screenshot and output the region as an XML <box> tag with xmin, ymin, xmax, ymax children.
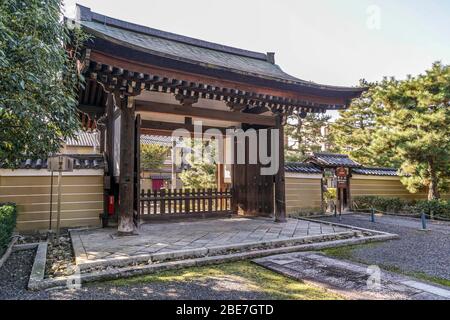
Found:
<box><xmin>108</xmin><ymin>196</ymin><xmax>115</xmax><ymax>215</ymax></box>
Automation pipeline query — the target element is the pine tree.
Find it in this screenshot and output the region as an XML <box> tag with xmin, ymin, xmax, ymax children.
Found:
<box><xmin>285</xmin><ymin>111</ymin><xmax>331</xmax><ymax>162</ymax></box>
<box><xmin>328</xmin><ymin>85</ymin><xmax>397</xmax><ymax>167</ymax></box>
<box><xmin>371</xmin><ymin>62</ymin><xmax>450</xmax><ymax>200</ymax></box>
<box><xmin>140</xmin><ymin>144</ymin><xmax>170</xmax><ymax>170</ymax></box>
<box><xmin>179</xmin><ymin>139</ymin><xmax>217</xmax><ymax>190</ymax></box>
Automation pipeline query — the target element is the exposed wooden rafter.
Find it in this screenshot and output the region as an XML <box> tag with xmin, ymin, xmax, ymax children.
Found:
<box><xmin>85</xmin><ymin>60</ymin><xmax>340</xmax><ymax>117</ymax></box>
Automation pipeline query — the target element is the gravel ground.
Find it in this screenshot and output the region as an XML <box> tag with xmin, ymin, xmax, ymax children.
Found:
<box><xmin>317</xmin><ymin>214</ymin><xmax>450</xmax><ymax>280</ymax></box>
<box><xmin>0</xmin><ymin>249</ymin><xmax>272</xmax><ymax>300</ymax></box>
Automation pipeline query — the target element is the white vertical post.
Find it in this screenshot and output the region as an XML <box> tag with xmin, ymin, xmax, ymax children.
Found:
<box><xmin>171</xmin><ymin>139</ymin><xmax>177</xmax><ymax>190</ymax></box>
<box><xmin>56</xmin><ymin>156</ymin><xmax>63</xmax><ymax>244</ymax></box>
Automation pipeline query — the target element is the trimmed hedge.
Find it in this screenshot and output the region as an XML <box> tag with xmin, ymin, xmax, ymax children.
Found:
<box><xmin>353</xmin><ymin>196</ymin><xmax>450</xmax><ymax>219</ymax></box>
<box><xmin>353</xmin><ymin>196</ymin><xmax>409</xmax><ymax>213</ymax></box>
<box><xmin>0</xmin><ymin>203</ymin><xmax>17</xmax><ymax>255</ymax></box>
<box><xmin>414</xmin><ymin>200</ymin><xmax>450</xmax><ymax>219</ymax></box>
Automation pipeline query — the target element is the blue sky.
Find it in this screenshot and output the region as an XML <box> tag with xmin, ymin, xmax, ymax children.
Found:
<box><xmin>65</xmin><ymin>0</ymin><xmax>450</xmax><ymax>87</ymax></box>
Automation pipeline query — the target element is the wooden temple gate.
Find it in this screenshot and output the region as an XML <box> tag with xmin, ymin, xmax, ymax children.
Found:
<box><xmin>74</xmin><ymin>5</ymin><xmax>364</xmax><ymax>235</ymax></box>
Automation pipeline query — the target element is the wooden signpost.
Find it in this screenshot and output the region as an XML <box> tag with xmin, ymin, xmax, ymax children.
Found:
<box><xmin>335</xmin><ymin>167</ymin><xmax>348</xmax><ymax>215</ymax></box>
<box><xmin>47</xmin><ymin>155</ymin><xmax>74</xmax><ymax>243</ymax></box>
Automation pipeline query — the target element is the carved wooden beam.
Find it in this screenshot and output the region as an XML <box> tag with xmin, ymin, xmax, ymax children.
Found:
<box><xmin>84</xmin><ymin>60</ymin><xmax>344</xmax><ymax>114</ymax></box>
<box><xmin>174</xmin><ymin>93</ymin><xmax>198</xmax><ymax>106</ymax></box>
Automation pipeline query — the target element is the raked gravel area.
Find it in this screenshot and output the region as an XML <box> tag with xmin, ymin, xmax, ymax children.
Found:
<box><xmin>317</xmin><ymin>214</ymin><xmax>450</xmax><ymax>281</ymax></box>
<box><xmin>0</xmin><ymin>249</ymin><xmax>272</xmax><ymax>300</ymax></box>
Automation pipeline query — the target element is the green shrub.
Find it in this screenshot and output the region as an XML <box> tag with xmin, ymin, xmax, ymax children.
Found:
<box><xmin>324</xmin><ymin>188</ymin><xmax>337</xmax><ymax>201</ymax></box>
<box><xmin>353</xmin><ymin>196</ymin><xmax>450</xmax><ymax>219</ymax></box>
<box><xmin>414</xmin><ymin>199</ymin><xmax>450</xmax><ymax>218</ymax></box>
<box><xmin>0</xmin><ymin>203</ymin><xmax>17</xmax><ymax>255</ymax></box>
<box><xmin>353</xmin><ymin>196</ymin><xmax>411</xmax><ymax>212</ymax></box>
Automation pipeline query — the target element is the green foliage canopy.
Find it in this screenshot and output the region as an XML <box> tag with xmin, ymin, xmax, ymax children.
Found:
<box><xmin>179</xmin><ymin>139</ymin><xmax>216</xmax><ymax>190</ymax></box>
<box><xmin>140</xmin><ymin>144</ymin><xmax>170</xmax><ymax>170</ymax></box>
<box><xmin>0</xmin><ymin>0</ymin><xmax>85</xmax><ymax>166</ymax></box>
<box><xmin>371</xmin><ymin>62</ymin><xmax>450</xmax><ymax>200</ymax></box>
<box><xmin>331</xmin><ymin>63</ymin><xmax>450</xmax><ymax>200</ymax></box>
<box><xmin>285</xmin><ymin>111</ymin><xmax>331</xmax><ymax>162</ymax></box>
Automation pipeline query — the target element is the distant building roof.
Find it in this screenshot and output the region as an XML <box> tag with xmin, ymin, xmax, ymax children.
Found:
<box><xmin>353</xmin><ymin>167</ymin><xmax>399</xmax><ymax>177</ymax></box>
<box><xmin>307</xmin><ymin>152</ymin><xmax>362</xmax><ymax>168</ymax></box>
<box><xmin>140</xmin><ymin>135</ymin><xmax>174</xmax><ymax>147</ymax></box>
<box><xmin>65</xmin><ymin>131</ymin><xmax>100</xmax><ymax>147</ymax></box>
<box><xmin>285</xmin><ymin>163</ymin><xmax>322</xmax><ymax>174</ymax></box>
<box><xmin>65</xmin><ymin>132</ymin><xmax>178</xmax><ymax>148</ymax></box>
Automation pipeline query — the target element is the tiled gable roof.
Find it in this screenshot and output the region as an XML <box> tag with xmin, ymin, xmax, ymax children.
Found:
<box><xmin>307</xmin><ymin>152</ymin><xmax>361</xmax><ymax>168</ymax></box>
<box><xmin>65</xmin><ymin>131</ymin><xmax>100</xmax><ymax>147</ymax></box>
<box><xmin>65</xmin><ymin>132</ymin><xmax>177</xmax><ymax>148</ymax></box>
<box><xmin>75</xmin><ymin>4</ymin><xmax>365</xmax><ymax>96</ymax></box>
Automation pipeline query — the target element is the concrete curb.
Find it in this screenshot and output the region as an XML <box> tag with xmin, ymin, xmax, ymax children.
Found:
<box><xmin>297</xmin><ymin>216</ymin><xmax>400</xmax><ymax>238</ymax></box>
<box><xmin>27</xmin><ymin>232</ymin><xmax>397</xmax><ymax>291</ymax></box>
<box><xmin>12</xmin><ymin>243</ymin><xmax>40</xmax><ymax>252</ymax></box>
<box><xmin>27</xmin><ymin>242</ymin><xmax>48</xmax><ymax>290</ymax></box>
<box><xmin>74</xmin><ymin>231</ymin><xmax>359</xmax><ymax>271</ymax></box>
<box><xmin>0</xmin><ymin>236</ymin><xmax>18</xmax><ymax>269</ymax></box>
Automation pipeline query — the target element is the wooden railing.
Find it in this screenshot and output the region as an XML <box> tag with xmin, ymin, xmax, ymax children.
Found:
<box><xmin>140</xmin><ymin>188</ymin><xmax>233</xmax><ymax>219</ymax></box>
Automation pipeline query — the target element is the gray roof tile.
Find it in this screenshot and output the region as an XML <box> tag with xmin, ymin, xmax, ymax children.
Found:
<box><xmin>81</xmin><ymin>20</ymin><xmax>303</xmax><ymax>84</ymax></box>
<box><xmin>75</xmin><ymin>5</ymin><xmax>364</xmax><ymax>95</ymax></box>
<box><xmin>353</xmin><ymin>167</ymin><xmax>399</xmax><ymax>176</ymax></box>
<box><xmin>65</xmin><ymin>131</ymin><xmax>100</xmax><ymax>147</ymax></box>
<box><xmin>1</xmin><ymin>155</ymin><xmax>105</xmax><ymax>170</ymax></box>
<box><xmin>285</xmin><ymin>163</ymin><xmax>322</xmax><ymax>174</ymax></box>
<box><xmin>66</xmin><ymin>132</ymin><xmax>177</xmax><ymax>148</ymax></box>
<box><xmin>308</xmin><ymin>152</ymin><xmax>361</xmax><ymax>168</ymax></box>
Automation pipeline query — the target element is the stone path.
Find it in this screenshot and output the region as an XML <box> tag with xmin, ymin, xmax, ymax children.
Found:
<box><xmin>253</xmin><ymin>252</ymin><xmax>450</xmax><ymax>300</ymax></box>
<box><xmin>72</xmin><ymin>217</ymin><xmax>353</xmax><ymax>266</ymax></box>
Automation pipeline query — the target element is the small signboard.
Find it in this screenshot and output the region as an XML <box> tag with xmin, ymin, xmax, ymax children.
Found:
<box><xmin>335</xmin><ymin>167</ymin><xmax>347</xmax><ymax>178</ymax></box>
<box><xmin>336</xmin><ymin>167</ymin><xmax>348</xmax><ymax>188</ymax></box>
<box><xmin>337</xmin><ymin>178</ymin><xmax>347</xmax><ymax>187</ymax></box>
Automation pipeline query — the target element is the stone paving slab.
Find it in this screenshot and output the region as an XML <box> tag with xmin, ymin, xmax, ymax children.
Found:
<box><xmin>71</xmin><ymin>217</ymin><xmax>356</xmax><ymax>269</ymax></box>
<box><xmin>253</xmin><ymin>252</ymin><xmax>450</xmax><ymax>300</ymax></box>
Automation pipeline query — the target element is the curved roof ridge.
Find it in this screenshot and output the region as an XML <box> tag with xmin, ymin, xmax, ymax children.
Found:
<box><xmin>76</xmin><ymin>4</ymin><xmax>268</xmax><ymax>61</ymax></box>
<box><xmin>359</xmin><ymin>166</ymin><xmax>398</xmax><ymax>170</ymax></box>
<box><xmin>286</xmin><ymin>162</ymin><xmax>319</xmax><ymax>166</ymax></box>
<box><xmin>313</xmin><ymin>152</ymin><xmax>350</xmax><ymax>157</ymax></box>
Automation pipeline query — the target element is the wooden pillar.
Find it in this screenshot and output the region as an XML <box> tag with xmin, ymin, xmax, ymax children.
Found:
<box><xmin>117</xmin><ymin>94</ymin><xmax>136</xmax><ymax>235</ymax></box>
<box><xmin>105</xmin><ymin>92</ymin><xmax>115</xmax><ymax>176</ymax></box>
<box><xmin>99</xmin><ymin>127</ymin><xmax>105</xmax><ymax>154</ymax></box>
<box><xmin>102</xmin><ymin>92</ymin><xmax>115</xmax><ymax>227</ymax></box>
<box><xmin>171</xmin><ymin>139</ymin><xmax>177</xmax><ymax>190</ymax></box>
<box><xmin>274</xmin><ymin>114</ymin><xmax>287</xmax><ymax>223</ymax></box>
<box><xmin>347</xmin><ymin>169</ymin><xmax>353</xmax><ymax>211</ymax></box>
<box><xmin>216</xmin><ymin>163</ymin><xmax>225</xmax><ymax>190</ymax></box>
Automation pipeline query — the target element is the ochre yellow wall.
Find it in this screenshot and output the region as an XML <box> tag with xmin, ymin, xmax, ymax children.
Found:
<box><xmin>0</xmin><ymin>171</ymin><xmax>103</xmax><ymax>231</ymax></box>
<box><xmin>285</xmin><ymin>176</ymin><xmax>322</xmax><ymax>213</ymax></box>
<box><xmin>351</xmin><ymin>175</ymin><xmax>438</xmax><ymax>201</ymax></box>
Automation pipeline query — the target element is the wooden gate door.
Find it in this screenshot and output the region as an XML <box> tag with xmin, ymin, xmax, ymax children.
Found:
<box><xmin>232</xmin><ymin>125</ymin><xmax>274</xmax><ymax>216</ymax></box>
<box><xmin>133</xmin><ymin>114</ymin><xmax>141</xmax><ymax>227</ymax></box>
